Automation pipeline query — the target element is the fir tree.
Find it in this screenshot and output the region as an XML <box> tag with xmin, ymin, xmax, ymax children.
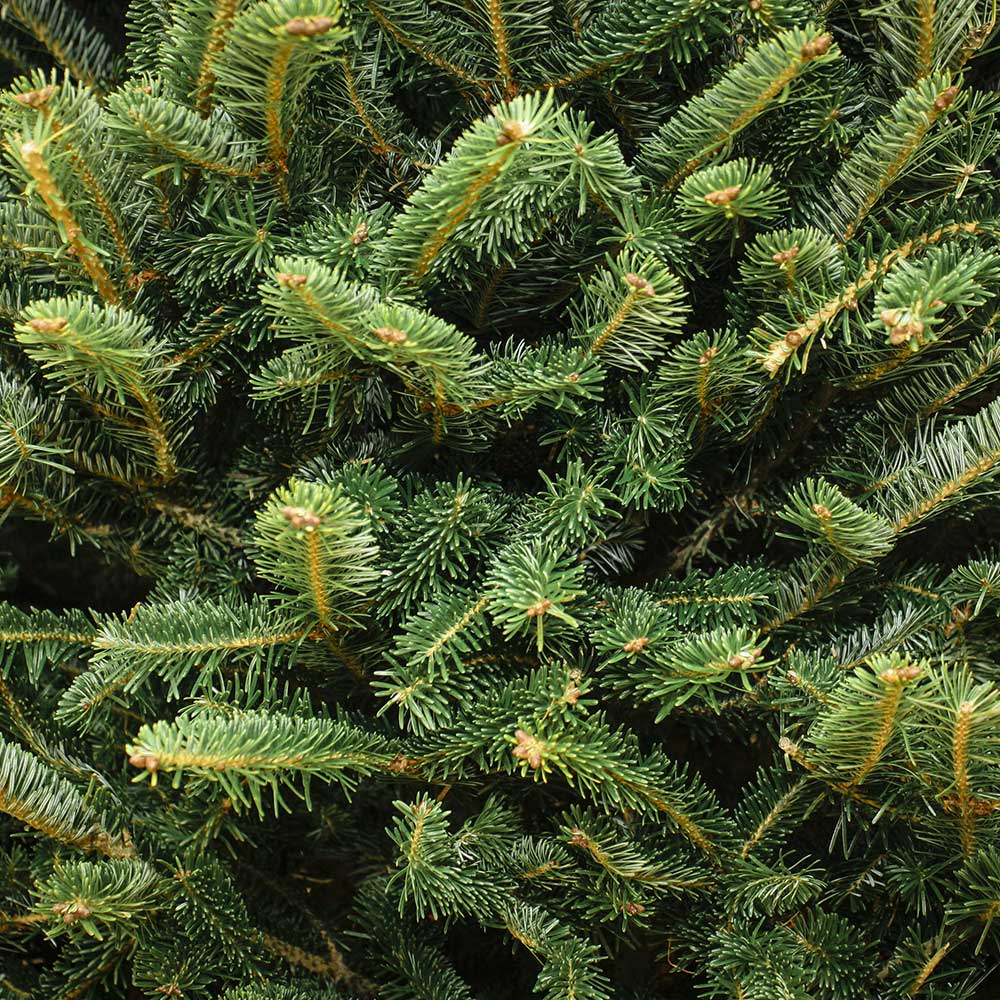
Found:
<box><xmin>0</xmin><ymin>1</ymin><xmax>1000</xmax><ymax>998</ymax></box>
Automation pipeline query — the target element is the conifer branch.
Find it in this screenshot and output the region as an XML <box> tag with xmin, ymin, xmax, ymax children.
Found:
<box><xmin>339</xmin><ymin>58</ymin><xmax>400</xmax><ymax>159</ymax></box>
<box><xmin>20</xmin><ymin>89</ymin><xmax>136</xmax><ymax>279</ymax></box>
<box><xmin>907</xmin><ymin>940</ymin><xmax>952</xmax><ymax>995</ymax></box>
<box><xmin>0</xmin><ymin>740</ymin><xmax>132</xmax><ymax>857</ymax></box>
<box><xmin>111</xmin><ymin>90</ymin><xmax>262</xmax><ymax>177</ymax></box>
<box><xmin>754</xmin><ymin>219</ymin><xmax>987</xmax><ymax>375</ymax></box>
<box><xmin>14</xmin><ymin>298</ymin><xmax>180</xmax><ymax>482</ymax></box>
<box><xmin>540</xmin><ymin>0</ymin><xmax>721</xmax><ymax>88</ymax></box>
<box><xmin>126</xmin><ymin>712</ymin><xmax>399</xmax><ymax>812</ymax></box>
<box><xmin>261</xmin><ymin>932</ymin><xmax>372</xmax><ymax>988</ymax></box>
<box><xmin>642</xmin><ymin>28</ymin><xmax>837</xmax><ymax>190</ymax></box>
<box><xmin>15</xmin><ymin>141</ymin><xmax>120</xmax><ymax>304</ymax></box>
<box><xmin>365</xmin><ymin>0</ymin><xmax>489</xmax><ymax>93</ymax></box>
<box><xmin>0</xmin><ymin>4</ymin><xmax>998</xmax><ymax>994</ymax></box>
<box><xmin>414</xmin><ymin>143</ymin><xmax>518</xmax><ymax>281</ymax></box>
<box><xmin>3</xmin><ymin>0</ymin><xmax>109</xmax><ymax>90</ymax></box>
<box><xmin>195</xmin><ymin>0</ymin><xmax>241</xmax><ymax>114</ymax></box>
<box><xmin>738</xmin><ymin>778</ymin><xmax>810</xmax><ymax>859</ymax></box>
<box><xmin>488</xmin><ymin>0</ymin><xmax>516</xmax><ymax>97</ymax></box>
<box><xmin>264</xmin><ymin>39</ymin><xmax>296</xmax><ymax>202</ymax></box>
<box><xmin>951</xmin><ymin>699</ymin><xmax>976</xmax><ymax>857</ymax></box>
<box><xmin>816</xmin><ymin>73</ymin><xmax>960</xmax><ymax>241</ymax></box>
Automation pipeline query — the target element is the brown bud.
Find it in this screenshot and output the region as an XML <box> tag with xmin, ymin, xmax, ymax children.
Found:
<box><xmin>512</xmin><ymin>729</ymin><xmax>544</xmax><ymax>769</ymax></box>
<box><xmin>623</xmin><ymin>636</ymin><xmax>650</xmax><ymax>653</ymax></box>
<box><xmin>497</xmin><ymin>119</ymin><xmax>525</xmax><ymax>146</ymax></box>
<box><xmin>387</xmin><ymin>754</ymin><xmax>415</xmax><ymax>774</ymax></box>
<box><xmin>772</xmin><ymin>246</ymin><xmax>800</xmax><ymax>266</ymax></box>
<box><xmin>276</xmin><ymin>272</ymin><xmax>308</xmax><ymax>288</ymax></box>
<box><xmin>13</xmin><ymin>85</ymin><xmax>55</xmax><ymax>108</ymax></box>
<box><xmin>811</xmin><ymin>503</ymin><xmax>832</xmax><ymax>520</ymax></box>
<box><xmin>525</xmin><ymin>598</ymin><xmax>553</xmax><ymax>618</ymax></box>
<box><xmin>279</xmin><ymin>505</ymin><xmax>323</xmax><ymax>531</ymax></box>
<box><xmin>698</xmin><ymin>345</ymin><xmax>719</xmax><ymax>365</ymax></box>
<box><xmin>127</xmin><ymin>269</ymin><xmax>160</xmax><ymax>290</ymax></box>
<box><xmin>624</xmin><ymin>901</ymin><xmax>645</xmax><ymax>915</ymax></box>
<box><xmin>284</xmin><ymin>15</ymin><xmax>335</xmax><ymax>36</ymax></box>
<box><xmin>704</xmin><ymin>185</ymin><xmax>742</xmax><ymax>206</ymax></box>
<box><xmin>27</xmin><ymin>316</ymin><xmax>68</xmax><ymax>334</ymax></box>
<box><xmin>62</xmin><ymin>903</ymin><xmax>91</xmax><ymax>924</ymax></box>
<box><xmin>567</xmin><ymin>372</ymin><xmax>580</xmax><ymax>383</ymax></box>
<box><xmin>563</xmin><ymin>683</ymin><xmax>582</xmax><ymax>705</ymax></box>
<box><xmin>888</xmin><ymin>320</ymin><xmax>924</xmax><ymax>345</ymax></box>
<box><xmin>128</xmin><ymin>753</ymin><xmax>158</xmax><ymax>771</ymax></box>
<box><xmin>52</xmin><ymin>903</ymin><xmax>68</xmax><ymax>915</ymax></box>
<box><xmin>569</xmin><ymin>828</ymin><xmax>588</xmax><ymax>847</ymax></box>
<box><xmin>934</xmin><ymin>86</ymin><xmax>958</xmax><ymax>112</ymax></box>
<box><xmin>624</xmin><ymin>272</ymin><xmax>656</xmax><ymax>296</ymax></box>
<box><xmin>844</xmin><ymin>293</ymin><xmax>859</xmax><ymax>312</ymax></box>
<box><xmin>749</xmin><ymin>0</ymin><xmax>762</xmax><ymax>8</ymax></box>
<box><xmin>784</xmin><ymin>330</ymin><xmax>804</xmax><ymax>347</ymax></box>
<box><xmin>350</xmin><ymin>221</ymin><xmax>369</xmax><ymax>246</ymax></box>
<box><xmin>801</xmin><ymin>33</ymin><xmax>832</xmax><ymax>59</ymax></box>
<box><xmin>952</xmin><ymin>603</ymin><xmax>972</xmax><ymax>624</ymax></box>
<box><xmin>881</xmin><ymin>663</ymin><xmax>920</xmax><ymax>683</ymax></box>
<box><xmin>880</xmin><ymin>308</ymin><xmax>902</xmax><ymax>328</ymax></box>
<box><xmin>373</xmin><ymin>325</ymin><xmax>408</xmax><ymax>345</ymax></box>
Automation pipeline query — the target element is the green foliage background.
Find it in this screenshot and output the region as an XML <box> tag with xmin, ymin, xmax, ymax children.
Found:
<box><xmin>1</xmin><ymin>1</ymin><xmax>1000</xmax><ymax>999</ymax></box>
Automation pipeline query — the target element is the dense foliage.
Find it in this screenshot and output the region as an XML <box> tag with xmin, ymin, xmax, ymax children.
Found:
<box><xmin>2</xmin><ymin>1</ymin><xmax>1000</xmax><ymax>998</ymax></box>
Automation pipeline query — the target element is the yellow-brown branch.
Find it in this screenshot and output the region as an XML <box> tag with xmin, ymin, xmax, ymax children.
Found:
<box><xmin>758</xmin><ymin>221</ymin><xmax>985</xmax><ymax>375</ymax></box>
<box><xmin>5</xmin><ymin>1</ymin><xmax>98</xmax><ymax>89</ymax></box>
<box><xmin>844</xmin><ymin>681</ymin><xmax>905</xmax><ymax>788</ymax></box>
<box><xmin>264</xmin><ymin>41</ymin><xmax>296</xmax><ymax>203</ymax></box>
<box><xmin>663</xmin><ymin>44</ymin><xmax>824</xmax><ymax>190</ymax></box>
<box><xmin>915</xmin><ymin>0</ymin><xmax>936</xmax><ymax>80</ymax></box>
<box><xmin>411</xmin><ymin>142</ymin><xmax>520</xmax><ymax>280</ymax></box>
<box><xmin>306</xmin><ymin>530</ymin><xmax>333</xmax><ymax>628</ymax></box>
<box><xmin>590</xmin><ymin>287</ymin><xmax>641</xmax><ymax>355</ymax></box>
<box><xmin>124</xmin><ymin>106</ymin><xmax>261</xmax><ymax>177</ymax></box>
<box><xmin>20</xmin><ymin>141</ymin><xmax>119</xmax><ymax>304</ymax></box>
<box><xmin>892</xmin><ymin>445</ymin><xmax>1000</xmax><ymax>533</ymax></box>
<box><xmin>367</xmin><ymin>0</ymin><xmax>489</xmax><ymax>93</ymax></box>
<box><xmin>908</xmin><ymin>941</ymin><xmax>951</xmax><ymax>996</ymax></box>
<box><xmin>952</xmin><ymin>700</ymin><xmax>976</xmax><ymax>857</ymax></box>
<box><xmin>195</xmin><ymin>0</ymin><xmax>241</xmax><ymax>115</ymax></box>
<box><xmin>489</xmin><ymin>0</ymin><xmax>516</xmax><ymax>96</ymax></box>
<box><xmin>841</xmin><ymin>89</ymin><xmax>955</xmax><ymax>241</ymax></box>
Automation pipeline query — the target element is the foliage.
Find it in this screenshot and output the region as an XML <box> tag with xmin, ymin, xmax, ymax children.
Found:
<box><xmin>0</xmin><ymin>1</ymin><xmax>999</xmax><ymax>999</ymax></box>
